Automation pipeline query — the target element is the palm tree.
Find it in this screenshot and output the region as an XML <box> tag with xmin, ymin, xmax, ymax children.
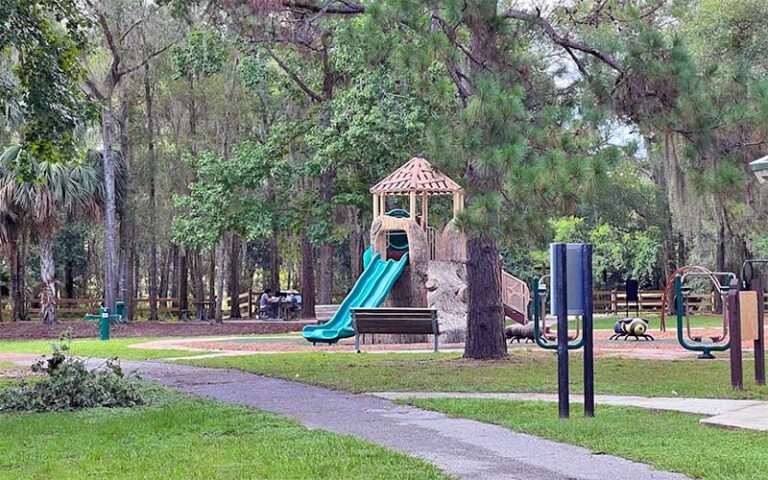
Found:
<box><xmin>0</xmin><ymin>146</ymin><xmax>101</xmax><ymax>324</ymax></box>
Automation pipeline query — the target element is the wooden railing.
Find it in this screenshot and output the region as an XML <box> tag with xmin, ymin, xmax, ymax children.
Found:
<box><xmin>501</xmin><ymin>271</ymin><xmax>530</xmax><ymax>321</ymax></box>
<box><xmin>593</xmin><ymin>290</ymin><xmax>719</xmax><ymax>314</ymax></box>
<box><xmin>27</xmin><ymin>297</ymin><xmax>183</xmax><ymax>318</ymax></box>
<box><xmin>426</xmin><ymin>226</ymin><xmax>437</xmax><ymax>260</ymax></box>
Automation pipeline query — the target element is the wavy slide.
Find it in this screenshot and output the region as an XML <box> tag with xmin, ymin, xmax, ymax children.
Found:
<box><xmin>303</xmin><ymin>246</ymin><xmax>408</xmax><ymax>344</ymax></box>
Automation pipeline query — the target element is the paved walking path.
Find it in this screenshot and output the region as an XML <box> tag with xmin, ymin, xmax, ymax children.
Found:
<box><xmin>116</xmin><ymin>360</ymin><xmax>688</xmax><ymax>480</ymax></box>
<box><xmin>373</xmin><ymin>392</ymin><xmax>768</xmax><ymax>431</ymax></box>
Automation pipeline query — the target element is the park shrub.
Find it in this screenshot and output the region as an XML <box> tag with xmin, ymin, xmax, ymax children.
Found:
<box><xmin>0</xmin><ymin>333</ymin><xmax>144</xmax><ymax>412</ymax></box>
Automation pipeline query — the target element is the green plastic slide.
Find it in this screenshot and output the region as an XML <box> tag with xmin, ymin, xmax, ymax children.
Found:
<box><xmin>303</xmin><ymin>246</ymin><xmax>408</xmax><ymax>344</ymax></box>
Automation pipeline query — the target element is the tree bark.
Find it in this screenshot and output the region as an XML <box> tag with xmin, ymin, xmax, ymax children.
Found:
<box><xmin>37</xmin><ymin>229</ymin><xmax>57</xmax><ymax>325</ymax></box>
<box><xmin>101</xmin><ymin>103</ymin><xmax>118</xmax><ymax>313</ymax></box>
<box><xmin>145</xmin><ymin>64</ymin><xmax>159</xmax><ymax>321</ymax></box>
<box><xmin>10</xmin><ymin>237</ymin><xmax>26</xmax><ymax>321</ymax></box>
<box><xmin>118</xmin><ymin>92</ymin><xmax>135</xmax><ymax>321</ymax></box>
<box><xmin>301</xmin><ymin>230</ymin><xmax>316</xmax><ymax>319</ymax></box>
<box><xmin>193</xmin><ymin>250</ymin><xmax>205</xmax><ymax>307</ymax></box>
<box><xmin>64</xmin><ymin>257</ymin><xmax>75</xmax><ymax>299</ymax></box>
<box><xmin>317</xmin><ymin>169</ymin><xmax>334</xmax><ymax>304</ymax></box>
<box><xmin>348</xmin><ymin>206</ymin><xmax>362</xmax><ymax>282</ymax></box>
<box><xmin>170</xmin><ymin>244</ymin><xmax>179</xmax><ymax>308</ymax></box>
<box><xmin>178</xmin><ymin>246</ymin><xmax>188</xmax><ymax>315</ymax></box>
<box><xmin>159</xmin><ymin>246</ymin><xmax>170</xmax><ymax>305</ymax></box>
<box><xmin>215</xmin><ymin>237</ymin><xmax>226</xmax><ymax>323</ymax></box>
<box><xmin>208</xmin><ymin>249</ymin><xmax>216</xmax><ymax>319</ymax></box>
<box><xmin>269</xmin><ymin>230</ymin><xmax>280</xmax><ymax>289</ymax></box>
<box><xmin>229</xmin><ymin>235</ymin><xmax>241</xmax><ymax>318</ymax></box>
<box><xmin>133</xmin><ymin>251</ymin><xmax>140</xmax><ymax>298</ymax></box>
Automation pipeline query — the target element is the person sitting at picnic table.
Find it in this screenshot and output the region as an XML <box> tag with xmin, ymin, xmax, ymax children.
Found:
<box><xmin>260</xmin><ymin>288</ymin><xmax>279</xmax><ymax>318</ymax></box>
<box><xmin>287</xmin><ymin>292</ymin><xmax>300</xmax><ymax>311</ymax></box>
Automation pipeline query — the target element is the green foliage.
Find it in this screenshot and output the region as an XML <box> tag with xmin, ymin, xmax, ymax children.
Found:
<box><xmin>0</xmin><ymin>0</ymin><xmax>91</xmax><ymax>175</ymax></box>
<box><xmin>549</xmin><ymin>216</ymin><xmax>661</xmax><ymax>287</ymax></box>
<box><xmin>172</xmin><ymin>28</ymin><xmax>228</xmax><ymax>79</ymax></box>
<box><xmin>172</xmin><ymin>147</ymin><xmax>276</xmax><ymax>249</ymax></box>
<box><xmin>0</xmin><ymin>333</ymin><xmax>144</xmax><ymax>412</ymax></box>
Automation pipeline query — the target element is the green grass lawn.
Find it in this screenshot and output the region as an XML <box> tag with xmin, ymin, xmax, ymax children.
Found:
<box><xmin>403</xmin><ymin>398</ymin><xmax>768</xmax><ymax>480</ymax></box>
<box><xmin>0</xmin><ymin>337</ymin><xmax>208</xmax><ymax>361</ymax></box>
<box><xmin>185</xmin><ymin>351</ymin><xmax>768</xmax><ymax>399</ymax></box>
<box><xmin>0</xmin><ymin>387</ymin><xmax>447</xmax><ymax>480</ymax></box>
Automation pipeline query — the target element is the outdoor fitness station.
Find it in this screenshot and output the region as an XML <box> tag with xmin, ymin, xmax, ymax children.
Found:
<box><xmin>532</xmin><ymin>243</ymin><xmax>595</xmax><ymax>419</ymax></box>
<box><xmin>303</xmin><ymin>157</ymin><xmax>530</xmax><ymax>345</ymax></box>
<box><xmin>657</xmin><ymin>263</ymin><xmax>766</xmax><ymax>389</ymax></box>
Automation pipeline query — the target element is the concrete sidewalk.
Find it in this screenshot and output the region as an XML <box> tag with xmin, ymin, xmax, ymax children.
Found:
<box><xmin>111</xmin><ymin>360</ymin><xmax>688</xmax><ymax>480</ymax></box>
<box><xmin>373</xmin><ymin>392</ymin><xmax>768</xmax><ymax>431</ymax></box>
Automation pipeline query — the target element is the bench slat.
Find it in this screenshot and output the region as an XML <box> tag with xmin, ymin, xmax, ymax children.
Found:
<box><xmin>352</xmin><ymin>307</ymin><xmax>437</xmax><ymax>313</ymax></box>
<box><xmin>356</xmin><ymin>323</ymin><xmax>435</xmax><ymax>335</ymax></box>
<box><xmin>354</xmin><ymin>314</ymin><xmax>436</xmax><ymax>321</ymax></box>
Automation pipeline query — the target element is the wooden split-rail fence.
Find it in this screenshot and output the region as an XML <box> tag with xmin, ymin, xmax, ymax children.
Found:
<box><xmin>22</xmin><ymin>289</ymin><xmax>266</xmax><ymax>320</ymax></box>
<box><xmin>17</xmin><ymin>288</ymin><xmax>768</xmax><ymax>321</ymax></box>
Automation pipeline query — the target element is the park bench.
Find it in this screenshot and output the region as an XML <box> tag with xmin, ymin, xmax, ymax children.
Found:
<box><xmin>351</xmin><ymin>308</ymin><xmax>439</xmax><ymax>353</ymax></box>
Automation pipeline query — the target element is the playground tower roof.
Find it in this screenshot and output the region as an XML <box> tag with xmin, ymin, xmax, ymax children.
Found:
<box><xmin>370</xmin><ymin>157</ymin><xmax>463</xmax><ymax>196</ymax></box>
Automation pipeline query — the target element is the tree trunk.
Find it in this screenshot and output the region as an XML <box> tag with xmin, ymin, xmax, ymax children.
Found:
<box><xmin>171</xmin><ymin>245</ymin><xmax>179</xmax><ymax>308</ymax></box>
<box><xmin>215</xmin><ymin>237</ymin><xmax>226</xmax><ymax>323</ymax></box>
<box><xmin>118</xmin><ymin>92</ymin><xmax>135</xmax><ymax>321</ymax></box>
<box><xmin>193</xmin><ymin>250</ymin><xmax>204</xmax><ymax>306</ymax></box>
<box><xmin>133</xmin><ymin>251</ymin><xmax>140</xmax><ymax>298</ymax></box>
<box><xmin>178</xmin><ymin>246</ymin><xmax>188</xmax><ymax>315</ymax></box>
<box><xmin>317</xmin><ymin>170</ymin><xmax>334</xmax><ymax>303</ymax></box>
<box><xmin>64</xmin><ymin>256</ymin><xmax>75</xmax><ymax>299</ymax></box>
<box><xmin>159</xmin><ymin>246</ymin><xmax>171</xmax><ymax>307</ymax></box>
<box><xmin>145</xmin><ymin>64</ymin><xmax>159</xmax><ymax>321</ymax></box>
<box><xmin>269</xmin><ymin>230</ymin><xmax>280</xmax><ymax>289</ymax></box>
<box><xmin>463</xmin><ymin>235</ymin><xmax>507</xmax><ymax>358</ymax></box>
<box><xmin>101</xmin><ymin>103</ymin><xmax>118</xmax><ymax>313</ymax></box>
<box><xmin>462</xmin><ymin>1</ymin><xmax>508</xmax><ymax>359</ymax></box>
<box><xmin>229</xmin><ymin>235</ymin><xmax>241</xmax><ymax>318</ymax></box>
<box><xmin>38</xmin><ymin>229</ymin><xmax>57</xmax><ymax>325</ymax></box>
<box><xmin>10</xmin><ymin>237</ymin><xmax>26</xmax><ymax>321</ymax></box>
<box><xmin>348</xmin><ymin>206</ymin><xmax>362</xmax><ymax>282</ymax></box>
<box><xmin>301</xmin><ymin>231</ymin><xmax>316</xmax><ymax>319</ymax></box>
<box><xmin>208</xmin><ymin>249</ymin><xmax>216</xmax><ymax>319</ymax></box>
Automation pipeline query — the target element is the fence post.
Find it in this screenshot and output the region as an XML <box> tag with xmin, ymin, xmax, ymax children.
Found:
<box><xmin>611</xmin><ymin>290</ymin><xmax>617</xmax><ymax>314</ymax></box>
<box><xmin>248</xmin><ymin>289</ymin><xmax>253</xmax><ymax>319</ymax></box>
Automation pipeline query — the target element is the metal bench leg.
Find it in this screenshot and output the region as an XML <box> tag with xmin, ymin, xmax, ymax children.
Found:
<box><xmin>432</xmin><ymin>317</ymin><xmax>439</xmax><ymax>353</ymax></box>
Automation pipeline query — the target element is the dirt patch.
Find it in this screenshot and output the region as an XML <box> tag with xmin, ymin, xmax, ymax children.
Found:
<box><xmin>172</xmin><ymin>339</ymin><xmax>463</xmax><ymax>354</ymax></box>
<box><xmin>0</xmin><ymin>320</ymin><xmax>313</xmax><ymax>340</ymax></box>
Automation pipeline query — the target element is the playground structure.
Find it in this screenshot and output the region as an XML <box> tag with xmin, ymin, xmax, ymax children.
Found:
<box><xmin>303</xmin><ymin>157</ymin><xmax>530</xmax><ymax>344</ymax></box>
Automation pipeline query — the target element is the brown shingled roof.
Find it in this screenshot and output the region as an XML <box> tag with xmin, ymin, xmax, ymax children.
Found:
<box><xmin>370</xmin><ymin>157</ymin><xmax>463</xmax><ymax>195</ymax></box>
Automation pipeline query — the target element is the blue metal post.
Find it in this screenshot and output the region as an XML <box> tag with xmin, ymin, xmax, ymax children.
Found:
<box><xmin>582</xmin><ymin>244</ymin><xmax>594</xmax><ymax>417</ymax></box>
<box><xmin>554</xmin><ymin>243</ymin><xmax>569</xmax><ymax>419</ymax></box>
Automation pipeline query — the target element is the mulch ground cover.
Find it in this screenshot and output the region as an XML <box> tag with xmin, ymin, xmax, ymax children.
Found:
<box><xmin>0</xmin><ymin>320</ymin><xmax>314</xmax><ymax>340</ymax></box>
